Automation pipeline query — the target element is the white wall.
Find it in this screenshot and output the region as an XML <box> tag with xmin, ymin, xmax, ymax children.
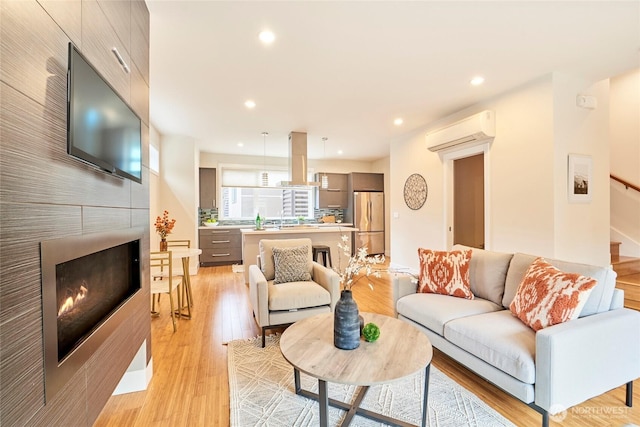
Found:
<box><xmin>149</xmin><ymin>125</ymin><xmax>161</xmax><ymax>251</ymax></box>
<box><xmin>610</xmin><ymin>68</ymin><xmax>640</xmax><ymax>256</ymax></box>
<box><xmin>159</xmin><ymin>134</ymin><xmax>199</xmax><ymax>273</ymax></box>
<box><xmin>390</xmin><ymin>73</ymin><xmax>612</xmax><ymax>272</ymax></box>
<box><xmin>552</xmin><ymin>74</ymin><xmax>611</xmax><ymax>265</ymax></box>
<box><xmin>390</xmin><ymin>124</ymin><xmax>449</xmax><ymax>269</ymax></box>
<box><xmin>487</xmin><ymin>76</ymin><xmax>556</xmax><ymax>256</ymax></box>
<box><xmin>611</xmin><ymin>69</ymin><xmax>640</xmax><ymax>184</ymax></box>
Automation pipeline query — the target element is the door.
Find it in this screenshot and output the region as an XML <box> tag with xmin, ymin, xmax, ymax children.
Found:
<box><xmin>454</xmin><ymin>154</ymin><xmax>484</xmax><ymax>249</ymax></box>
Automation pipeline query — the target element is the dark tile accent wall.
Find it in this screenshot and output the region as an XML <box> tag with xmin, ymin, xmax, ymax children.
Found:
<box><xmin>314</xmin><ymin>208</ymin><xmax>345</xmax><ymax>222</ymax></box>
<box><xmin>0</xmin><ymin>0</ymin><xmax>150</xmax><ymax>425</ymax></box>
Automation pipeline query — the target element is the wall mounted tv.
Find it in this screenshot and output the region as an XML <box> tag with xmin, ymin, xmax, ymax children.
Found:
<box><xmin>67</xmin><ymin>43</ymin><xmax>142</xmax><ymax>183</ymax></box>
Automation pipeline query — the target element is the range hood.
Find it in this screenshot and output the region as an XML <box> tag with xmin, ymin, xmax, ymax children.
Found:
<box><xmin>279</xmin><ymin>131</ymin><xmax>320</xmax><ymax>187</ymax></box>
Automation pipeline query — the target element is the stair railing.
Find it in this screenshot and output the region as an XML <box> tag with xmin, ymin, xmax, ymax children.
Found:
<box><xmin>610</xmin><ymin>174</ymin><xmax>640</xmax><ymax>193</ymax></box>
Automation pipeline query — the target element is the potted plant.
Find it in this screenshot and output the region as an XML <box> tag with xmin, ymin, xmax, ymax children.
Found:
<box><xmin>154</xmin><ymin>210</ymin><xmax>176</xmax><ymax>251</ymax></box>
<box><xmin>333</xmin><ymin>234</ymin><xmax>385</xmax><ymax>350</ymax></box>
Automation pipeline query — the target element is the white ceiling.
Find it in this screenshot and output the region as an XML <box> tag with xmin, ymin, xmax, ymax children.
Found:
<box><xmin>147</xmin><ymin>1</ymin><xmax>639</xmax><ymax>161</ymax></box>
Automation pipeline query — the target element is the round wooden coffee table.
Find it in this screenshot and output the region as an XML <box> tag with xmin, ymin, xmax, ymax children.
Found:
<box><xmin>280</xmin><ymin>312</ymin><xmax>433</xmax><ymax>427</ymax></box>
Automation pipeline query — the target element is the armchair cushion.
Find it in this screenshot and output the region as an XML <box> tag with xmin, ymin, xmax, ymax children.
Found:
<box><xmin>268</xmin><ymin>280</ymin><xmax>331</xmax><ymax>311</ymax></box>
<box><xmin>273</xmin><ymin>245</ymin><xmax>312</xmax><ymax>284</ymax></box>
<box><xmin>259</xmin><ymin>238</ymin><xmax>313</xmax><ymax>281</ymax></box>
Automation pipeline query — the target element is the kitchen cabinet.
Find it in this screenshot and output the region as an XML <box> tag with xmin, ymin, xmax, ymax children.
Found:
<box><xmin>199</xmin><ymin>228</ymin><xmax>242</xmax><ymax>266</ymax></box>
<box><xmin>349</xmin><ymin>172</ymin><xmax>384</xmax><ymax>192</ymax></box>
<box><xmin>315</xmin><ymin>173</ymin><xmax>348</xmax><ymax>208</ymax></box>
<box><xmin>199</xmin><ymin>167</ymin><xmax>216</xmax><ymax>209</ymax></box>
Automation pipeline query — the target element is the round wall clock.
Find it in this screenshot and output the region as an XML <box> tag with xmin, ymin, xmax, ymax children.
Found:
<box><xmin>404</xmin><ymin>173</ymin><xmax>428</xmax><ymax>210</ymax></box>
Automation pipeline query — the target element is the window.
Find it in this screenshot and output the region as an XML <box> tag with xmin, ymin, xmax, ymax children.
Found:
<box><xmin>219</xmin><ymin>165</ymin><xmax>314</xmax><ymax>220</ymax></box>
<box><xmin>149</xmin><ymin>144</ymin><xmax>159</xmax><ymax>174</ymax></box>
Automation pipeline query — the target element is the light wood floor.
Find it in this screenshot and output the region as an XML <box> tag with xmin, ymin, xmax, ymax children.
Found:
<box><xmin>95</xmin><ymin>265</ymin><xmax>640</xmax><ymax>426</ymax></box>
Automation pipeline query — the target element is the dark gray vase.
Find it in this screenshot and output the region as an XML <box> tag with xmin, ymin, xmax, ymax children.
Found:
<box><xmin>334</xmin><ymin>290</ymin><xmax>360</xmax><ymax>350</ymax></box>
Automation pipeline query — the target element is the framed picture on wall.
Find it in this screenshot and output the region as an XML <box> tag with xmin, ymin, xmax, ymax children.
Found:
<box><xmin>568</xmin><ymin>154</ymin><xmax>593</xmax><ymax>203</ymax></box>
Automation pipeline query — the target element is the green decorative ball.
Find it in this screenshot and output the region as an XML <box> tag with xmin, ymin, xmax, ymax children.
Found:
<box><xmin>362</xmin><ymin>323</ymin><xmax>380</xmax><ymax>342</ymax></box>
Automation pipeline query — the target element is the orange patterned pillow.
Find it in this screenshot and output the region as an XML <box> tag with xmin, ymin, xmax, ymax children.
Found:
<box><xmin>509</xmin><ymin>257</ymin><xmax>597</xmax><ymax>331</ymax></box>
<box><xmin>418</xmin><ymin>248</ymin><xmax>473</xmax><ymax>299</ymax></box>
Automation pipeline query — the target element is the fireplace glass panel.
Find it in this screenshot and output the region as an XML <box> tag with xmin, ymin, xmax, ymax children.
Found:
<box><xmin>56</xmin><ymin>241</ymin><xmax>140</xmax><ymax>362</ymax></box>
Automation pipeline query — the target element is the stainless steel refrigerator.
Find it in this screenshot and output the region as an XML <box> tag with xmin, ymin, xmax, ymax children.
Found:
<box><xmin>353</xmin><ymin>192</ymin><xmax>384</xmax><ymax>255</ymax></box>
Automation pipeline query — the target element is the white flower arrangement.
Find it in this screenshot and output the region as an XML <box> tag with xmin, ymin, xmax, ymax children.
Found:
<box><xmin>336</xmin><ymin>234</ymin><xmax>386</xmax><ymax>291</ymax></box>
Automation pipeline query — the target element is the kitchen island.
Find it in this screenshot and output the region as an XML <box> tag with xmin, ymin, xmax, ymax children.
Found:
<box><xmin>240</xmin><ymin>226</ymin><xmax>358</xmax><ymax>283</ymax></box>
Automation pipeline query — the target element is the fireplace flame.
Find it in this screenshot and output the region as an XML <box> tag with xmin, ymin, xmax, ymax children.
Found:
<box><xmin>58</xmin><ymin>283</ymin><xmax>88</xmax><ymax>317</ymax></box>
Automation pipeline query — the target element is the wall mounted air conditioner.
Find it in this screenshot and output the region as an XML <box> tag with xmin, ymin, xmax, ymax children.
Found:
<box><xmin>426</xmin><ymin>110</ymin><xmax>495</xmax><ymax>152</ymax></box>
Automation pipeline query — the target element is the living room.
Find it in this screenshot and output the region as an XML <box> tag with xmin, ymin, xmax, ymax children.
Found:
<box><xmin>1</xmin><ymin>1</ymin><xmax>639</xmax><ymax>426</ymax></box>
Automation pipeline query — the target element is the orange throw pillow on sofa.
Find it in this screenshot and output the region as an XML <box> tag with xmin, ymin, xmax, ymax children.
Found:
<box><xmin>418</xmin><ymin>248</ymin><xmax>473</xmax><ymax>299</ymax></box>
<box><xmin>509</xmin><ymin>257</ymin><xmax>597</xmax><ymax>331</ymax></box>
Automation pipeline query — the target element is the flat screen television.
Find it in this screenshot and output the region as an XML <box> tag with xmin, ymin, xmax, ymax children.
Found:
<box><xmin>67</xmin><ymin>43</ymin><xmax>142</xmax><ymax>183</ymax></box>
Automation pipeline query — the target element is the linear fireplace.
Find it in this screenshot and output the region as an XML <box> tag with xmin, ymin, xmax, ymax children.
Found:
<box><xmin>41</xmin><ymin>228</ymin><xmax>143</xmax><ymax>402</ymax></box>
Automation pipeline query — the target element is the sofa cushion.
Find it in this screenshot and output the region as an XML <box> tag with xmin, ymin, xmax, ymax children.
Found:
<box><xmin>396</xmin><ymin>293</ymin><xmax>502</xmax><ymax>336</ymax></box>
<box><xmin>503</xmin><ymin>253</ymin><xmax>616</xmax><ymax>317</ymax></box>
<box><xmin>453</xmin><ymin>244</ymin><xmax>513</xmax><ymax>306</ymax></box>
<box><xmin>509</xmin><ymin>257</ymin><xmax>597</xmax><ymax>331</ymax></box>
<box><xmin>445</xmin><ymin>310</ymin><xmax>536</xmax><ymax>384</ymax></box>
<box><xmin>273</xmin><ymin>245</ymin><xmax>312</xmax><ymax>284</ymax></box>
<box><xmin>418</xmin><ymin>248</ymin><xmax>474</xmax><ymax>299</ymax></box>
<box><xmin>259</xmin><ymin>238</ymin><xmax>313</xmax><ymax>281</ymax></box>
<box><xmin>268</xmin><ymin>280</ymin><xmax>330</xmax><ymax>311</ymax></box>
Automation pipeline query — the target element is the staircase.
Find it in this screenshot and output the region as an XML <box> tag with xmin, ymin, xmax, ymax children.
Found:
<box><xmin>611</xmin><ymin>241</ymin><xmax>640</xmax><ymax>311</ymax></box>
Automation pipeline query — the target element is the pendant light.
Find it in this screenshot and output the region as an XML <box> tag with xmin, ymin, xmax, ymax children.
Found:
<box><xmin>261</xmin><ymin>132</ymin><xmax>269</xmax><ymax>187</ymax></box>
<box><xmin>321</xmin><ymin>137</ymin><xmax>329</xmax><ymax>189</ymax></box>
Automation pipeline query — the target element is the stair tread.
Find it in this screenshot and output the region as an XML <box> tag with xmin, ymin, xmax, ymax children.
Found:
<box><xmin>611</xmin><ymin>255</ymin><xmax>640</xmax><ymax>264</ymax></box>
<box><xmin>617</xmin><ymin>272</ymin><xmax>640</xmax><ymax>283</ymax></box>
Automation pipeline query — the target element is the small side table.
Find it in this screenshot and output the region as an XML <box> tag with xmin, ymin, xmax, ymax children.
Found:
<box><xmin>280</xmin><ymin>312</ymin><xmax>433</xmax><ymax>427</ymax></box>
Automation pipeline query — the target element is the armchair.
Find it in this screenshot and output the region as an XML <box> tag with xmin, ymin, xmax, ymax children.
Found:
<box><xmin>249</xmin><ymin>238</ymin><xmax>341</xmax><ymax>347</ymax></box>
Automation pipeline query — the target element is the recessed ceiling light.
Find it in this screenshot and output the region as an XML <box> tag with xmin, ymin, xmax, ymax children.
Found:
<box><xmin>337</xmin><ymin>150</ymin><xmax>343</xmax><ymax>155</ymax></box>
<box><xmin>470</xmin><ymin>76</ymin><xmax>485</xmax><ymax>86</ymax></box>
<box><xmin>237</xmin><ymin>142</ymin><xmax>244</xmax><ymax>147</ymax></box>
<box><xmin>394</xmin><ymin>118</ymin><xmax>404</xmax><ymax>126</ymax></box>
<box><xmin>259</xmin><ymin>30</ymin><xmax>275</xmax><ymax>44</ymax></box>
<box><xmin>244</xmin><ymin>100</ymin><xmax>256</xmax><ymax>109</ymax></box>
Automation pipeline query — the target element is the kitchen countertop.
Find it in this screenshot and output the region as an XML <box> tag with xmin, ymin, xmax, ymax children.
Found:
<box><xmin>199</xmin><ymin>223</ymin><xmax>353</xmax><ymax>230</ymax></box>
<box><xmin>240</xmin><ymin>226</ymin><xmax>357</xmax><ymax>235</ymax></box>
<box><xmin>199</xmin><ymin>224</ymin><xmax>249</xmax><ymax>230</ymax></box>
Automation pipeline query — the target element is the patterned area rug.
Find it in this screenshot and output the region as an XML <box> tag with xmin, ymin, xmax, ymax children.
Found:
<box><xmin>228</xmin><ymin>335</ymin><xmax>515</xmax><ymax>427</ymax></box>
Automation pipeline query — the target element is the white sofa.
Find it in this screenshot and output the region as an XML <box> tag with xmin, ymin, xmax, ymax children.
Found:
<box><xmin>392</xmin><ymin>244</ymin><xmax>640</xmax><ymax>427</ymax></box>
